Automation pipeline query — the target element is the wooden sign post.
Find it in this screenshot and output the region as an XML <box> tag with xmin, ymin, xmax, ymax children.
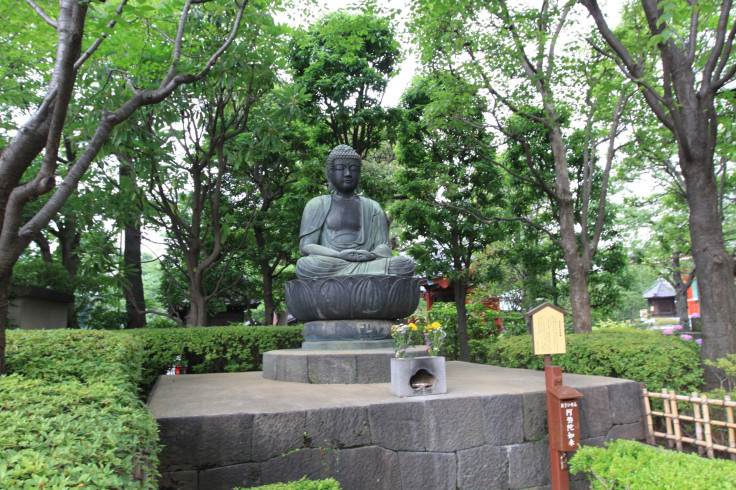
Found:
<box><xmin>526</xmin><ymin>302</ymin><xmax>583</xmax><ymax>490</ymax></box>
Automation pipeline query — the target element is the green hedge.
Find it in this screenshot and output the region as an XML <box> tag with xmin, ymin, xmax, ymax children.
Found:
<box><xmin>570</xmin><ymin>439</ymin><xmax>736</xmax><ymax>489</ymax></box>
<box><xmin>133</xmin><ymin>325</ymin><xmax>304</xmax><ymax>393</ymax></box>
<box><xmin>471</xmin><ymin>330</ymin><xmax>703</xmax><ymax>392</ymax></box>
<box><xmin>2</xmin><ymin>330</ymin><xmax>159</xmax><ymax>488</ymax></box>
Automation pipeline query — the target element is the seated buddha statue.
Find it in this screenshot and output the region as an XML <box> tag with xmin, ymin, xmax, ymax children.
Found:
<box><xmin>295</xmin><ymin>145</ymin><xmax>415</xmax><ymax>280</ymax></box>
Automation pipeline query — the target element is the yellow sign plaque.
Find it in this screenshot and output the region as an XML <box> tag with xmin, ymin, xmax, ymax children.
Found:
<box><xmin>526</xmin><ymin>302</ymin><xmax>568</xmax><ymax>356</ymax></box>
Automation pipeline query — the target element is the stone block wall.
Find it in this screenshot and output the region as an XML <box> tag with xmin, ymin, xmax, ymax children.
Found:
<box><xmin>157</xmin><ymin>380</ymin><xmax>644</xmax><ymax>489</ymax></box>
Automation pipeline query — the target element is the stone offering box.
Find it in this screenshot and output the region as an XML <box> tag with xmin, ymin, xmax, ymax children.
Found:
<box><xmin>391</xmin><ymin>356</ymin><xmax>447</xmax><ymax>397</ymax></box>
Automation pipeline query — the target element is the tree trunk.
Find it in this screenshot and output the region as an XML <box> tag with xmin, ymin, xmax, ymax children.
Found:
<box><xmin>56</xmin><ymin>218</ymin><xmax>80</xmax><ymax>329</ymax></box>
<box><xmin>245</xmin><ymin>296</ymin><xmax>254</xmax><ymax>325</ymax></box>
<box><xmin>683</xmin><ymin>159</ymin><xmax>736</xmax><ymax>386</ymax></box>
<box><xmin>120</xmin><ymin>162</ymin><xmax>146</xmax><ymax>329</ymax></box>
<box><xmin>0</xmin><ymin>271</ymin><xmax>10</xmax><ymax>374</ymax></box>
<box><xmin>671</xmin><ymin>253</ymin><xmax>691</xmax><ymax>330</ymax></box>
<box><xmin>565</xmin><ymin>257</ymin><xmax>593</xmax><ymax>333</ymax></box>
<box><xmin>187</xmin><ymin>288</ymin><xmax>208</xmax><ymax>327</ymax></box>
<box><xmin>674</xmin><ymin>284</ymin><xmax>690</xmax><ymax>331</ymax></box>
<box><xmin>254</xmin><ymin>225</ymin><xmax>275</xmax><ymax>325</ymax></box>
<box><xmin>0</xmin><ymin>230</ymin><xmax>35</xmax><ymax>374</ymax></box>
<box><xmin>261</xmin><ymin>271</ymin><xmax>275</xmax><ymax>325</ymax></box>
<box><xmin>123</xmin><ymin>222</ymin><xmax>147</xmax><ymax>329</ymax></box>
<box><xmin>454</xmin><ymin>275</ymin><xmax>470</xmax><ymax>362</ymax></box>
<box><xmin>275</xmin><ymin>311</ymin><xmax>289</xmax><ymax>326</ymax></box>
<box><xmin>555</xmin><ymin>159</ymin><xmax>593</xmax><ymax>334</ymax></box>
<box><xmin>34</xmin><ymin>232</ymin><xmax>53</xmax><ymax>263</ymax></box>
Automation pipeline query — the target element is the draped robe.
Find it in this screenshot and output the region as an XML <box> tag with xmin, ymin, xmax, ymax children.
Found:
<box><xmin>295</xmin><ymin>195</ymin><xmax>414</xmax><ymax>279</ymax></box>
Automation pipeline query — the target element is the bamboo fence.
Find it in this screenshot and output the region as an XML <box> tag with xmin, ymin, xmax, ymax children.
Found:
<box><xmin>642</xmin><ymin>387</ymin><xmax>736</xmax><ymax>460</ymax></box>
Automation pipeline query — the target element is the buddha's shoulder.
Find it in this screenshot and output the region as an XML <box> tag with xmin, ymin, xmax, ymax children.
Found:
<box><xmin>304</xmin><ymin>195</ymin><xmax>332</xmax><ymax>208</ymax></box>
<box><xmin>358</xmin><ymin>195</ymin><xmax>382</xmax><ymax>209</ymax></box>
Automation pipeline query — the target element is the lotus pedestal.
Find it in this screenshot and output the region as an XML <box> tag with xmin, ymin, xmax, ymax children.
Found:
<box><xmin>285</xmin><ymin>275</ymin><xmax>420</xmax><ymax>349</ymax></box>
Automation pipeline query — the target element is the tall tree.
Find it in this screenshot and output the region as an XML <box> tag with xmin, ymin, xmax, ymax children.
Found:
<box><xmin>237</xmin><ymin>97</ymin><xmax>322</xmax><ymax>325</ymax></box>
<box><xmin>288</xmin><ymin>9</ymin><xmax>401</xmax><ymax>157</ymax></box>
<box><xmin>408</xmin><ymin>0</ymin><xmax>631</xmax><ymax>333</ymax></box>
<box><xmin>580</xmin><ymin>0</ymin><xmax>736</xmax><ymax>384</ymax></box>
<box><xmin>0</xmin><ymin>0</ymin><xmax>252</xmax><ymax>373</ymax></box>
<box><xmin>393</xmin><ymin>75</ymin><xmax>505</xmax><ymax>361</ymax></box>
<box><xmin>145</xmin><ymin>43</ymin><xmax>278</xmax><ymax>327</ymax></box>
<box><xmin>116</xmin><ymin>152</ymin><xmax>147</xmax><ymax>329</ymax></box>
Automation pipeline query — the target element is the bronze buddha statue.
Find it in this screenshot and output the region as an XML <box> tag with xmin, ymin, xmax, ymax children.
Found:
<box><xmin>295</xmin><ymin>144</ymin><xmax>414</xmax><ymax>279</ymax></box>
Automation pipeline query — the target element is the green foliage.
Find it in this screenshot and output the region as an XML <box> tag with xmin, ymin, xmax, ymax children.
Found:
<box><xmin>84</xmin><ymin>302</ymin><xmax>127</xmax><ymax>330</ymax></box>
<box><xmin>705</xmin><ymin>354</ymin><xmax>736</xmax><ymax>393</ymax></box>
<box><xmin>288</xmin><ymin>10</ymin><xmax>401</xmax><ymax>156</ymax></box>
<box><xmin>412</xmin><ymin>303</ymin><xmax>458</xmax><ymax>358</ymax></box>
<box><xmin>2</xmin><ymin>330</ymin><xmax>159</xmax><ymax>487</ymax></box>
<box><xmin>569</xmin><ymin>439</ymin><xmax>736</xmax><ymax>489</ymax></box>
<box><xmin>653</xmin><ymin>317</ymin><xmax>681</xmax><ymax>326</ymax></box>
<box><xmin>498</xmin><ymin>311</ymin><xmax>528</xmax><ymax>336</ymax></box>
<box><xmin>240</xmin><ymin>477</ymin><xmax>341</xmax><ymax>490</ymax></box>
<box><xmin>476</xmin><ymin>330</ymin><xmax>703</xmax><ymax>393</ymax></box>
<box><xmin>412</xmin><ymin>300</ymin><xmax>506</xmax><ymax>359</ymax></box>
<box><xmin>594</xmin><ymin>318</ymin><xmax>640</xmax><ymax>330</ymax></box>
<box><xmin>393</xmin><ymin>73</ymin><xmax>505</xmax><ymax>357</ymax></box>
<box><xmin>610</xmin><ymin>263</ymin><xmax>659</xmax><ymax>323</ymax></box>
<box><xmin>10</xmin><ymin>255</ymin><xmax>74</xmax><ymax>293</ymax></box>
<box><xmin>146</xmin><ymin>316</ymin><xmax>181</xmax><ymax>329</ymax></box>
<box><xmin>132</xmin><ymin>325</ymin><xmax>303</xmax><ymax>393</ymax></box>
<box><xmin>393</xmin><ymin>74</ymin><xmax>504</xmax><ymax>280</ymax></box>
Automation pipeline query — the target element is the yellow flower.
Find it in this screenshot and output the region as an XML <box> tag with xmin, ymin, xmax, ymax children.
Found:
<box><xmin>409</xmin><ymin>323</ymin><xmax>417</xmax><ymax>330</ymax></box>
<box><xmin>431</xmin><ymin>322</ymin><xmax>441</xmax><ymax>329</ymax></box>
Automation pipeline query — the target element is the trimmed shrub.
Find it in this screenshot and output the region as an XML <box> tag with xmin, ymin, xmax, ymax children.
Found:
<box><xmin>2</xmin><ymin>330</ymin><xmax>159</xmax><ymax>488</ymax></box>
<box><xmin>498</xmin><ymin>310</ymin><xmax>527</xmax><ymax>336</ymax></box>
<box><xmin>145</xmin><ymin>316</ymin><xmax>180</xmax><ymax>329</ymax></box>
<box><xmin>570</xmin><ymin>439</ymin><xmax>736</xmax><ymax>489</ymax></box>
<box><xmin>471</xmin><ymin>330</ymin><xmax>703</xmax><ymax>392</ymax></box>
<box><xmin>239</xmin><ymin>478</ymin><xmax>341</xmax><ymax>489</ymax></box>
<box><xmin>133</xmin><ymin>325</ymin><xmax>304</xmax><ymax>392</ymax></box>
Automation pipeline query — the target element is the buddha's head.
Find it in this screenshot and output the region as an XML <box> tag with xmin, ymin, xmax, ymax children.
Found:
<box><xmin>326</xmin><ymin>145</ymin><xmax>362</xmax><ymax>195</ymax></box>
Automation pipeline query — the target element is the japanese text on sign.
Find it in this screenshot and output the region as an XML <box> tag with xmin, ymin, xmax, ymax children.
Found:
<box><xmin>531</xmin><ymin>307</ymin><xmax>566</xmax><ymax>355</ymax></box>
<box><xmin>564</xmin><ymin>408</ymin><xmax>577</xmax><ymax>447</ymax></box>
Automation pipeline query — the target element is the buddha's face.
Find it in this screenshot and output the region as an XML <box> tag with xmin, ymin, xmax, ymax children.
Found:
<box><xmin>329</xmin><ymin>157</ymin><xmax>361</xmax><ymax>195</ymax></box>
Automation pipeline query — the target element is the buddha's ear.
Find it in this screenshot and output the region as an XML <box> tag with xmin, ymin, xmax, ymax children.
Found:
<box><xmin>325</xmin><ymin>167</ymin><xmax>334</xmax><ymax>193</ymax></box>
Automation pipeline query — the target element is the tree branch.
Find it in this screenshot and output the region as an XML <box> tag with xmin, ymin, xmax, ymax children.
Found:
<box><xmin>427</xmin><ymin>198</ymin><xmax>563</xmax><ymax>249</ymax></box>
<box><xmin>18</xmin><ymin>0</ymin><xmax>248</xmax><ymax>239</ymax></box>
<box><xmin>24</xmin><ymin>0</ymin><xmax>57</xmax><ymax>29</ymax></box>
<box><xmin>74</xmin><ymin>0</ymin><xmax>129</xmax><ymax>70</ymax></box>
<box><xmin>579</xmin><ymin>0</ymin><xmax>675</xmax><ymax>130</ymax></box>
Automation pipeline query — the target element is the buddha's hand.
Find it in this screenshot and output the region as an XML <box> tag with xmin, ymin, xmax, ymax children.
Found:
<box><xmin>339</xmin><ymin>249</ymin><xmax>376</xmax><ymax>262</ymax></box>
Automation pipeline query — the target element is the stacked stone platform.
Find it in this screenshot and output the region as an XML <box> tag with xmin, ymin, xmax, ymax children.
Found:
<box><xmin>149</xmin><ymin>362</ymin><xmax>645</xmax><ymax>489</ymax></box>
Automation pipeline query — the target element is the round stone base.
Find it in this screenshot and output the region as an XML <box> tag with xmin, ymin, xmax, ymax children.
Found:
<box><xmin>262</xmin><ymin>348</ymin><xmax>394</xmax><ymax>384</ymax></box>
<box><xmin>303</xmin><ymin>319</ymin><xmax>393</xmax><ymax>342</ymax></box>
<box><xmin>302</xmin><ymin>339</ymin><xmax>394</xmax><ymax>350</ymax></box>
